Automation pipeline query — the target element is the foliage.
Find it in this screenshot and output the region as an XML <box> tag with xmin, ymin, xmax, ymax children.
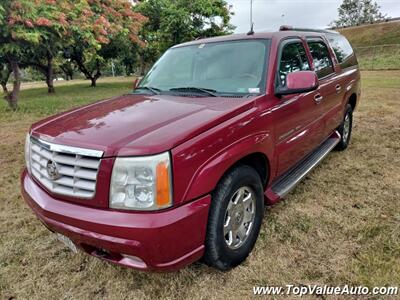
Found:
<box><xmin>0</xmin><ymin>0</ymin><xmax>235</xmax><ymax>109</ymax></box>
<box><xmin>0</xmin><ymin>0</ymin><xmax>90</xmax><ymax>106</ymax></box>
<box><xmin>0</xmin><ymin>0</ymin><xmax>146</xmax><ymax>107</ymax></box>
<box><xmin>135</xmin><ymin>0</ymin><xmax>234</xmax><ymax>73</ymax></box>
<box><xmin>17</xmin><ymin>1</ymin><xmax>77</xmax><ymax>93</ymax></box>
<box><xmin>331</xmin><ymin>0</ymin><xmax>386</xmax><ymax>28</ymax></box>
<box><xmin>64</xmin><ymin>0</ymin><xmax>146</xmax><ymax>86</ymax></box>
<box><xmin>0</xmin><ymin>0</ymin><xmax>40</xmax><ymax>109</ymax></box>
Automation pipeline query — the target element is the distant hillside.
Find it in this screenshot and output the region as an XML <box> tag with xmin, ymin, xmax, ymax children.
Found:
<box><xmin>337</xmin><ymin>20</ymin><xmax>400</xmax><ymax>47</ymax></box>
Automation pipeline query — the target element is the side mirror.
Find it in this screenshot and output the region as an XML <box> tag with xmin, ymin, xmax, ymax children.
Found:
<box><xmin>133</xmin><ymin>77</ymin><xmax>143</xmax><ymax>90</ymax></box>
<box><xmin>275</xmin><ymin>71</ymin><xmax>318</xmax><ymax>96</ymax></box>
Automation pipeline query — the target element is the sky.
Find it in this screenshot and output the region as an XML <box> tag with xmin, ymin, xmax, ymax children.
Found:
<box><xmin>226</xmin><ymin>0</ymin><xmax>400</xmax><ymax>33</ymax></box>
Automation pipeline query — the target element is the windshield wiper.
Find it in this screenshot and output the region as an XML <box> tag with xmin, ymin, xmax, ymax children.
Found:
<box><xmin>134</xmin><ymin>86</ymin><xmax>162</xmax><ymax>95</ymax></box>
<box><xmin>169</xmin><ymin>87</ymin><xmax>219</xmax><ymax>97</ymax></box>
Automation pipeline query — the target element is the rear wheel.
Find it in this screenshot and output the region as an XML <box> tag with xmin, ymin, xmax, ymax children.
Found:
<box><xmin>203</xmin><ymin>165</ymin><xmax>264</xmax><ymax>271</ymax></box>
<box><xmin>336</xmin><ymin>104</ymin><xmax>353</xmax><ymax>151</ymax></box>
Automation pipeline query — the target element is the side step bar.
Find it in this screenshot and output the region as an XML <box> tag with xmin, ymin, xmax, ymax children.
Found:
<box><xmin>270</xmin><ymin>132</ymin><xmax>341</xmax><ymax>198</ymax></box>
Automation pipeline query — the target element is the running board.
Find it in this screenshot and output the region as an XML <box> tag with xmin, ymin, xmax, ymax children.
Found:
<box><xmin>270</xmin><ymin>132</ymin><xmax>341</xmax><ymax>198</ymax></box>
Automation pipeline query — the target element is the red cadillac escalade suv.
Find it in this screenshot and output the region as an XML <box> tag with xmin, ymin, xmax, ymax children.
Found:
<box><xmin>21</xmin><ymin>27</ymin><xmax>360</xmax><ymax>271</ymax></box>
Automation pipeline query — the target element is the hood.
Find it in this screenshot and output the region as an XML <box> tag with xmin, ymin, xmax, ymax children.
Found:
<box><xmin>31</xmin><ymin>93</ymin><xmax>256</xmax><ymax>156</ymax></box>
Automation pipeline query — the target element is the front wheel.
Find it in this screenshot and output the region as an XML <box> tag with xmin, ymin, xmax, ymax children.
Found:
<box><xmin>335</xmin><ymin>103</ymin><xmax>353</xmax><ymax>151</ymax></box>
<box><xmin>203</xmin><ymin>165</ymin><xmax>264</xmax><ymax>271</ymax></box>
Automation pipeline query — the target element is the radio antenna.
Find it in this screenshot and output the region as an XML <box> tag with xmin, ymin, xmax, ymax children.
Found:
<box><xmin>247</xmin><ymin>0</ymin><xmax>255</xmax><ymax>35</ymax></box>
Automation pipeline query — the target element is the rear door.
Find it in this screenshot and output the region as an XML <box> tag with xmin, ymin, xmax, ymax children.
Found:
<box><xmin>273</xmin><ymin>38</ymin><xmax>326</xmax><ymax>176</ymax></box>
<box><xmin>326</xmin><ymin>33</ymin><xmax>360</xmax><ymax>127</ymax></box>
<box><xmin>306</xmin><ymin>38</ymin><xmax>341</xmax><ymax>137</ymax></box>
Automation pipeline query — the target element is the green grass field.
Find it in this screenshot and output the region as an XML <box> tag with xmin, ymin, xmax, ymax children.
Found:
<box><xmin>338</xmin><ymin>21</ymin><xmax>400</xmax><ymax>70</ymax></box>
<box><xmin>338</xmin><ymin>21</ymin><xmax>400</xmax><ymax>47</ymax></box>
<box><xmin>0</xmin><ymin>73</ymin><xmax>399</xmax><ymax>299</ymax></box>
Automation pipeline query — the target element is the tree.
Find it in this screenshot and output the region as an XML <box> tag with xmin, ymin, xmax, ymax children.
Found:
<box><xmin>65</xmin><ymin>0</ymin><xmax>146</xmax><ymax>87</ymax></box>
<box><xmin>135</xmin><ymin>0</ymin><xmax>234</xmax><ymax>74</ymax></box>
<box><xmin>20</xmin><ymin>1</ymin><xmax>73</xmax><ymax>93</ymax></box>
<box><xmin>23</xmin><ymin>47</ymin><xmax>58</xmax><ymax>93</ymax></box>
<box><xmin>120</xmin><ymin>43</ymin><xmax>140</xmax><ymax>75</ymax></box>
<box><xmin>59</xmin><ymin>59</ymin><xmax>76</xmax><ymax>81</ymax></box>
<box><xmin>2</xmin><ymin>0</ymin><xmax>76</xmax><ymax>93</ymax></box>
<box><xmin>0</xmin><ymin>57</ymin><xmax>12</xmax><ymax>94</ymax></box>
<box><xmin>0</xmin><ymin>0</ymin><xmax>76</xmax><ymax>108</ymax></box>
<box><xmin>0</xmin><ymin>0</ymin><xmax>34</xmax><ymax>110</ymax></box>
<box><xmin>331</xmin><ymin>0</ymin><xmax>386</xmax><ymax>28</ymax></box>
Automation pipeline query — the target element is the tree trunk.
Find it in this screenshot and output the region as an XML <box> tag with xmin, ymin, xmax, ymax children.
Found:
<box><xmin>64</xmin><ymin>72</ymin><xmax>72</xmax><ymax>81</ymax></box>
<box><xmin>1</xmin><ymin>83</ymin><xmax>8</xmax><ymax>94</ymax></box>
<box><xmin>0</xmin><ymin>66</ymin><xmax>11</xmax><ymax>96</ymax></box>
<box><xmin>140</xmin><ymin>60</ymin><xmax>146</xmax><ymax>76</ymax></box>
<box><xmin>6</xmin><ymin>59</ymin><xmax>21</xmax><ymax>111</ymax></box>
<box><xmin>60</xmin><ymin>65</ymin><xmax>73</xmax><ymax>81</ymax></box>
<box><xmin>72</xmin><ymin>56</ymin><xmax>101</xmax><ymax>87</ymax></box>
<box><xmin>90</xmin><ymin>63</ymin><xmax>101</xmax><ymax>87</ymax></box>
<box><xmin>138</xmin><ymin>54</ymin><xmax>146</xmax><ymax>76</ymax></box>
<box><xmin>46</xmin><ymin>55</ymin><xmax>55</xmax><ymax>93</ymax></box>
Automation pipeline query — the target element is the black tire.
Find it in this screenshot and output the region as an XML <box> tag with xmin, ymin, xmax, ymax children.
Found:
<box><xmin>335</xmin><ymin>103</ymin><xmax>353</xmax><ymax>151</ymax></box>
<box><xmin>203</xmin><ymin>165</ymin><xmax>264</xmax><ymax>271</ymax></box>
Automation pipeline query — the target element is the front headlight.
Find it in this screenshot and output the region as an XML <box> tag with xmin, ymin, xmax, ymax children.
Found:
<box><xmin>109</xmin><ymin>152</ymin><xmax>172</xmax><ymax>211</ymax></box>
<box><xmin>24</xmin><ymin>133</ymin><xmax>31</xmax><ymax>174</ymax></box>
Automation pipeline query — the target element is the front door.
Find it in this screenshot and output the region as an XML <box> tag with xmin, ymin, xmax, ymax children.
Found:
<box><xmin>273</xmin><ymin>39</ymin><xmax>326</xmax><ymax>177</ymax></box>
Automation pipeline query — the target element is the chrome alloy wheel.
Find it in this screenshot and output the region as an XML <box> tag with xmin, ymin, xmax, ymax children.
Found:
<box><xmin>223</xmin><ymin>186</ymin><xmax>256</xmax><ymax>249</ymax></box>
<box><xmin>343</xmin><ymin>113</ymin><xmax>351</xmax><ymax>142</ymax></box>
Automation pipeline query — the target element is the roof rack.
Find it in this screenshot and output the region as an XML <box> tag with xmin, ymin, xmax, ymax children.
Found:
<box><xmin>279</xmin><ymin>25</ymin><xmax>339</xmax><ymax>34</ymax></box>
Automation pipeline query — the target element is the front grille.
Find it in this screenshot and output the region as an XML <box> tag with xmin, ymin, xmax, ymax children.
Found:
<box><xmin>29</xmin><ymin>137</ymin><xmax>103</xmax><ymax>199</ymax></box>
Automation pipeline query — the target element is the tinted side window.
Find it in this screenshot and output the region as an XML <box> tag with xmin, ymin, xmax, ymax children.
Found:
<box><xmin>279</xmin><ymin>42</ymin><xmax>310</xmax><ymax>86</ymax></box>
<box><xmin>327</xmin><ymin>33</ymin><xmax>358</xmax><ymax>69</ymax></box>
<box><xmin>307</xmin><ymin>41</ymin><xmax>334</xmax><ymax>78</ymax></box>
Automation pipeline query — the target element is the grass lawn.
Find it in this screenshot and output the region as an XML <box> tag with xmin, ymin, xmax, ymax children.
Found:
<box><xmin>338</xmin><ymin>21</ymin><xmax>400</xmax><ymax>70</ymax></box>
<box><xmin>0</xmin><ymin>73</ymin><xmax>399</xmax><ymax>299</ymax></box>
<box><xmin>338</xmin><ymin>21</ymin><xmax>400</xmax><ymax>47</ymax></box>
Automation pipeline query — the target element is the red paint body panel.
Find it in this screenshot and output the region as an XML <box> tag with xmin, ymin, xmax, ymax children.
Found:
<box><xmin>31</xmin><ymin>94</ymin><xmax>258</xmax><ymax>157</ymax></box>
<box><xmin>286</xmin><ymin>70</ymin><xmax>318</xmax><ymax>91</ymax></box>
<box><xmin>21</xmin><ymin>30</ymin><xmax>361</xmax><ymax>271</ymax></box>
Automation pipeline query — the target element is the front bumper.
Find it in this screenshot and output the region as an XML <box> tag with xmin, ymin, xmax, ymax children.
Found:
<box><xmin>21</xmin><ymin>169</ymin><xmax>211</xmax><ymax>271</ymax></box>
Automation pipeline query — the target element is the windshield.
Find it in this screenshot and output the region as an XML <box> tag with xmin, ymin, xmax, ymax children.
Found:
<box><xmin>138</xmin><ymin>39</ymin><xmax>270</xmax><ymax>96</ymax></box>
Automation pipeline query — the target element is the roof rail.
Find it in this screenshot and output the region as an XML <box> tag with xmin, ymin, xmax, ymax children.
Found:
<box><xmin>279</xmin><ymin>25</ymin><xmax>339</xmax><ymax>34</ymax></box>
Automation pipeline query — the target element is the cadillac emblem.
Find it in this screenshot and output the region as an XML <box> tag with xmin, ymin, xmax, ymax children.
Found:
<box><xmin>46</xmin><ymin>160</ymin><xmax>60</xmax><ymax>180</ymax></box>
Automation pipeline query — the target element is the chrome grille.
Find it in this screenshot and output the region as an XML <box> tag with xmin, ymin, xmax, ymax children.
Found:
<box><xmin>29</xmin><ymin>137</ymin><xmax>103</xmax><ymax>199</ymax></box>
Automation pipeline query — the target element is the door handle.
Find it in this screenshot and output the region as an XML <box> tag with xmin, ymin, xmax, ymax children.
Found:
<box><xmin>335</xmin><ymin>84</ymin><xmax>342</xmax><ymax>93</ymax></box>
<box><xmin>314</xmin><ymin>94</ymin><xmax>323</xmax><ymax>103</ymax></box>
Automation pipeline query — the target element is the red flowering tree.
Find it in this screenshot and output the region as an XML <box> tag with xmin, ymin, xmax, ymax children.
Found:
<box><xmin>0</xmin><ymin>0</ymin><xmax>31</xmax><ymax>109</ymax></box>
<box><xmin>0</xmin><ymin>0</ymin><xmax>145</xmax><ymax>109</ymax></box>
<box><xmin>19</xmin><ymin>1</ymin><xmax>74</xmax><ymax>93</ymax></box>
<box><xmin>65</xmin><ymin>0</ymin><xmax>146</xmax><ymax>87</ymax></box>
<box><xmin>0</xmin><ymin>0</ymin><xmax>81</xmax><ymax>106</ymax></box>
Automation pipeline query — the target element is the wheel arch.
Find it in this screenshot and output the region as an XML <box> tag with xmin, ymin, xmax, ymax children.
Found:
<box><xmin>348</xmin><ymin>93</ymin><xmax>357</xmax><ymax>111</ymax></box>
<box><xmin>181</xmin><ymin>135</ymin><xmax>274</xmax><ymax>202</ymax></box>
<box><xmin>222</xmin><ymin>152</ymin><xmax>270</xmax><ymax>188</ymax></box>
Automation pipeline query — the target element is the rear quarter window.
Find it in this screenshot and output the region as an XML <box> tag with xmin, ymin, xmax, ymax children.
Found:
<box><xmin>326</xmin><ymin>33</ymin><xmax>358</xmax><ymax>69</ymax></box>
